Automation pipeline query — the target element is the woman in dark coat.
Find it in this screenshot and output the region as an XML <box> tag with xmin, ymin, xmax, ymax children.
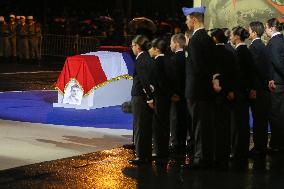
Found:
<box><xmin>128</xmin><ymin>35</ymin><xmax>154</xmax><ymax>165</ymax></box>
<box><xmin>148</xmin><ymin>38</ymin><xmax>174</xmax><ymax>162</ymax></box>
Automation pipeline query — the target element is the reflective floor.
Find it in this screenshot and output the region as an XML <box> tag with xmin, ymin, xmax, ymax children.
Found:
<box><xmin>0</xmin><ymin>148</ymin><xmax>284</xmax><ymax>189</ymax></box>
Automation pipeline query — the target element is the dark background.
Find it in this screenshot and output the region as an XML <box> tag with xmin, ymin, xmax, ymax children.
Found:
<box><xmin>0</xmin><ymin>0</ymin><xmax>193</xmax><ymax>20</ymax></box>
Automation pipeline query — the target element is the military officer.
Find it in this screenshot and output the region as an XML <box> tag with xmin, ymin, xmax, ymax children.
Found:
<box><xmin>8</xmin><ymin>14</ymin><xmax>17</xmax><ymax>63</ymax></box>
<box><xmin>16</xmin><ymin>16</ymin><xmax>29</xmax><ymax>64</ymax></box>
<box><xmin>182</xmin><ymin>6</ymin><xmax>217</xmax><ymax>169</ymax></box>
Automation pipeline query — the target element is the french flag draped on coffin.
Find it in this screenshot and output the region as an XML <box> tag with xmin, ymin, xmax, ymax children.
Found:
<box><xmin>54</xmin><ymin>51</ymin><xmax>134</xmax><ymax>109</ymax></box>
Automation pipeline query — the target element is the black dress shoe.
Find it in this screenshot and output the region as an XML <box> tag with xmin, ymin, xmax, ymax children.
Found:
<box><xmin>123</xmin><ymin>143</ymin><xmax>135</xmax><ymax>150</ymax></box>
<box><xmin>128</xmin><ymin>158</ymin><xmax>150</xmax><ymax>165</ymax></box>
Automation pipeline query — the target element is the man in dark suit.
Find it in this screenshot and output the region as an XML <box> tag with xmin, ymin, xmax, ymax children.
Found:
<box><xmin>148</xmin><ymin>38</ymin><xmax>175</xmax><ymax>163</ymax></box>
<box><xmin>211</xmin><ymin>28</ymin><xmax>237</xmax><ymax>167</ymax></box>
<box><xmin>248</xmin><ymin>21</ymin><xmax>270</xmax><ymax>155</ymax></box>
<box><xmin>265</xmin><ymin>18</ymin><xmax>284</xmax><ymax>153</ymax></box>
<box><xmin>182</xmin><ymin>6</ymin><xmax>216</xmax><ymax>168</ymax></box>
<box><xmin>169</xmin><ymin>33</ymin><xmax>191</xmax><ymax>155</ymax></box>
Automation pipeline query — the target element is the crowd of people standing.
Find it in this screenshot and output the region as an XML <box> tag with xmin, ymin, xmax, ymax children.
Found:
<box><xmin>0</xmin><ymin>14</ymin><xmax>42</xmax><ymax>64</ymax></box>
<box><xmin>128</xmin><ymin>6</ymin><xmax>284</xmax><ymax>170</ymax></box>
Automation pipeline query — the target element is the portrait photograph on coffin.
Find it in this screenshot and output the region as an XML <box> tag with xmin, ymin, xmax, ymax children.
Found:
<box><xmin>53</xmin><ymin>50</ymin><xmax>134</xmax><ymax>110</ymax></box>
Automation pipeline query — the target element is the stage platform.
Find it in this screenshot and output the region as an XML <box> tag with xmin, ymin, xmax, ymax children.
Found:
<box><xmin>0</xmin><ymin>90</ymin><xmax>133</xmax><ymax>170</ymax></box>
<box><xmin>0</xmin><ymin>90</ymin><xmax>132</xmax><ymax>130</ymax></box>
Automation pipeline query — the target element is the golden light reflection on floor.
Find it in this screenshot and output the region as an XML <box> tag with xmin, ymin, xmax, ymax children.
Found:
<box><xmin>1</xmin><ymin>148</ymin><xmax>137</xmax><ymax>189</ymax></box>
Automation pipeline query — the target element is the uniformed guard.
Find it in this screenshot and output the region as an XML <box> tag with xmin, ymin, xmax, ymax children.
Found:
<box><xmin>15</xmin><ymin>16</ymin><xmax>21</xmax><ymax>25</ymax></box>
<box><xmin>8</xmin><ymin>14</ymin><xmax>17</xmax><ymax>63</ymax></box>
<box><xmin>15</xmin><ymin>15</ymin><xmax>21</xmax><ymax>61</ymax></box>
<box><xmin>26</xmin><ymin>16</ymin><xmax>42</xmax><ymax>64</ymax></box>
<box><xmin>27</xmin><ymin>16</ymin><xmax>36</xmax><ymax>63</ymax></box>
<box><xmin>0</xmin><ymin>16</ymin><xmax>10</xmax><ymax>63</ymax></box>
<box><xmin>0</xmin><ymin>16</ymin><xmax>4</xmax><ymax>63</ymax></box>
<box><xmin>182</xmin><ymin>6</ymin><xmax>216</xmax><ymax>169</ymax></box>
<box><xmin>34</xmin><ymin>22</ymin><xmax>42</xmax><ymax>64</ymax></box>
<box><xmin>16</xmin><ymin>16</ymin><xmax>29</xmax><ymax>64</ymax></box>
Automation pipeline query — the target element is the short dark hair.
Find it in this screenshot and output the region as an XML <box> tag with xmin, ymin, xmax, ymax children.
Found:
<box><xmin>132</xmin><ymin>35</ymin><xmax>151</xmax><ymax>51</ymax></box>
<box><xmin>232</xmin><ymin>26</ymin><xmax>249</xmax><ymax>41</ymax></box>
<box><xmin>171</xmin><ymin>33</ymin><xmax>186</xmax><ymax>48</ymax></box>
<box><xmin>267</xmin><ymin>18</ymin><xmax>284</xmax><ymax>32</ymax></box>
<box><xmin>151</xmin><ymin>38</ymin><xmax>167</xmax><ymax>53</ymax></box>
<box><xmin>222</xmin><ymin>28</ymin><xmax>231</xmax><ymax>39</ymax></box>
<box><xmin>211</xmin><ymin>28</ymin><xmax>227</xmax><ymax>44</ymax></box>
<box><xmin>249</xmin><ymin>21</ymin><xmax>264</xmax><ymax>37</ymax></box>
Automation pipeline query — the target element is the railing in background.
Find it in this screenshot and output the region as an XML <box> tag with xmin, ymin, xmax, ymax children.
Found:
<box><xmin>41</xmin><ymin>34</ymin><xmax>135</xmax><ymax>57</ymax></box>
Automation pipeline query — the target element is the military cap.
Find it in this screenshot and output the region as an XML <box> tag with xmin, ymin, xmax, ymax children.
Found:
<box><xmin>182</xmin><ymin>6</ymin><xmax>206</xmax><ymax>16</ymax></box>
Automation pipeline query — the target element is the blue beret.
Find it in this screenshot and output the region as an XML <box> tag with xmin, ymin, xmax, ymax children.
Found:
<box><xmin>182</xmin><ymin>6</ymin><xmax>206</xmax><ymax>16</ymax></box>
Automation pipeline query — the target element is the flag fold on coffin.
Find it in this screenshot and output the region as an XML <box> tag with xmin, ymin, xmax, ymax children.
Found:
<box><xmin>55</xmin><ymin>51</ymin><xmax>134</xmax><ymax>96</ymax></box>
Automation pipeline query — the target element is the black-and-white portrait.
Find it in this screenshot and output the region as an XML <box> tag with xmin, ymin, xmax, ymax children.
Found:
<box><xmin>63</xmin><ymin>81</ymin><xmax>83</xmax><ymax>105</ymax></box>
